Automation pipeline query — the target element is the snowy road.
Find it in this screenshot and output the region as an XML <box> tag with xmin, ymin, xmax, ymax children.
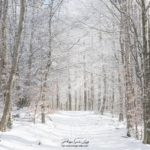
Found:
<box><xmin>0</xmin><ymin>111</ymin><xmax>150</xmax><ymax>150</ymax></box>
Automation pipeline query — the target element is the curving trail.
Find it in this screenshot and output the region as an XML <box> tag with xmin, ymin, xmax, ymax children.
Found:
<box><xmin>0</xmin><ymin>111</ymin><xmax>150</xmax><ymax>150</ymax></box>
<box><xmin>48</xmin><ymin>111</ymin><xmax>150</xmax><ymax>150</ymax></box>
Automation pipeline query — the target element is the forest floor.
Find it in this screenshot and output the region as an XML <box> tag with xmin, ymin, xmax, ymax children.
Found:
<box><xmin>0</xmin><ymin>111</ymin><xmax>149</xmax><ymax>150</ymax></box>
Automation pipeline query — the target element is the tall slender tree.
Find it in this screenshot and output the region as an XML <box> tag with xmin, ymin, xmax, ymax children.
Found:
<box><xmin>0</xmin><ymin>0</ymin><xmax>26</xmax><ymax>131</ymax></box>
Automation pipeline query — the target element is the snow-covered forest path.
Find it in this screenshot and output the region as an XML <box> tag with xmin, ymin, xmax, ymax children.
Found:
<box><xmin>0</xmin><ymin>111</ymin><xmax>150</xmax><ymax>150</ymax></box>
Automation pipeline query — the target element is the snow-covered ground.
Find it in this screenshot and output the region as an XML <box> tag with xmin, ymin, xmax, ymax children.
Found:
<box><xmin>0</xmin><ymin>111</ymin><xmax>150</xmax><ymax>150</ymax></box>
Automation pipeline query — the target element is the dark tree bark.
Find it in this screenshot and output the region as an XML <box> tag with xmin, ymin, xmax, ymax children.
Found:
<box><xmin>83</xmin><ymin>55</ymin><xmax>87</xmax><ymax>111</ymax></box>
<box><xmin>74</xmin><ymin>90</ymin><xmax>77</xmax><ymax>111</ymax></box>
<box><xmin>90</xmin><ymin>73</ymin><xmax>94</xmax><ymax>111</ymax></box>
<box><xmin>68</xmin><ymin>71</ymin><xmax>72</xmax><ymax>111</ymax></box>
<box><xmin>56</xmin><ymin>82</ymin><xmax>60</xmax><ymax>110</ymax></box>
<box><xmin>101</xmin><ymin>67</ymin><xmax>107</xmax><ymax>115</ymax></box>
<box><xmin>97</xmin><ymin>77</ymin><xmax>101</xmax><ymax>112</ymax></box>
<box><xmin>0</xmin><ymin>0</ymin><xmax>26</xmax><ymax>131</ymax></box>
<box><xmin>141</xmin><ymin>0</ymin><xmax>150</xmax><ymax>144</ymax></box>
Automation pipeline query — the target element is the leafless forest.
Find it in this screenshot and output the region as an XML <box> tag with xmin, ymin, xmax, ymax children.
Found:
<box><xmin>0</xmin><ymin>0</ymin><xmax>150</xmax><ymax>145</ymax></box>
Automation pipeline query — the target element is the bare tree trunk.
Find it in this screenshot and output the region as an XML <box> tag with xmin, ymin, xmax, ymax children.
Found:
<box><xmin>56</xmin><ymin>81</ymin><xmax>60</xmax><ymax>110</ymax></box>
<box><xmin>88</xmin><ymin>88</ymin><xmax>90</xmax><ymax>110</ymax></box>
<box><xmin>141</xmin><ymin>0</ymin><xmax>150</xmax><ymax>144</ymax></box>
<box><xmin>0</xmin><ymin>0</ymin><xmax>8</xmax><ymax>98</ymax></box>
<box><xmin>124</xmin><ymin>18</ymin><xmax>134</xmax><ymax>138</ymax></box>
<box><xmin>118</xmin><ymin>73</ymin><xmax>124</xmax><ymax>121</ymax></box>
<box><xmin>68</xmin><ymin>70</ymin><xmax>72</xmax><ymax>111</ymax></box>
<box><xmin>90</xmin><ymin>73</ymin><xmax>94</xmax><ymax>111</ymax></box>
<box><xmin>0</xmin><ymin>0</ymin><xmax>26</xmax><ymax>131</ymax></box>
<box><xmin>26</xmin><ymin>1</ymin><xmax>36</xmax><ymax>105</ymax></box>
<box><xmin>1</xmin><ymin>0</ymin><xmax>8</xmax><ymax>65</ymax></box>
<box><xmin>83</xmin><ymin>55</ymin><xmax>87</xmax><ymax>111</ymax></box>
<box><xmin>41</xmin><ymin>0</ymin><xmax>54</xmax><ymax>123</ymax></box>
<box><xmin>111</xmin><ymin>73</ymin><xmax>115</xmax><ymax>117</ymax></box>
<box><xmin>101</xmin><ymin>67</ymin><xmax>107</xmax><ymax>115</ymax></box>
<box><xmin>74</xmin><ymin>90</ymin><xmax>77</xmax><ymax>111</ymax></box>
<box><xmin>78</xmin><ymin>88</ymin><xmax>82</xmax><ymax>111</ymax></box>
<box><xmin>97</xmin><ymin>76</ymin><xmax>101</xmax><ymax>112</ymax></box>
